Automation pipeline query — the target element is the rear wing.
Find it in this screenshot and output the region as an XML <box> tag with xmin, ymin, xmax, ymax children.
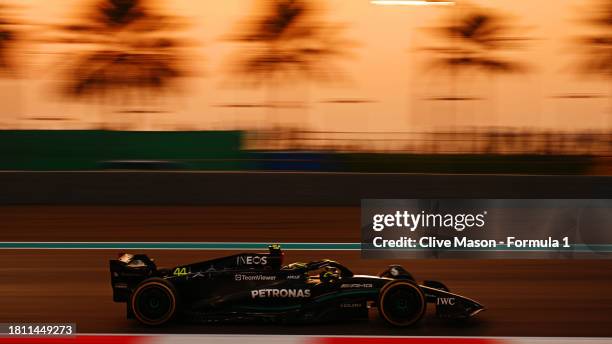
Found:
<box><xmin>109</xmin><ymin>253</ymin><xmax>157</xmax><ymax>302</ymax></box>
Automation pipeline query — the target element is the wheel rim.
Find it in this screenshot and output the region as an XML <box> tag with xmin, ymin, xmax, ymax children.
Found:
<box><xmin>380</xmin><ymin>283</ymin><xmax>425</xmax><ymax>326</ymax></box>
<box><xmin>133</xmin><ymin>283</ymin><xmax>175</xmax><ymax>325</ymax></box>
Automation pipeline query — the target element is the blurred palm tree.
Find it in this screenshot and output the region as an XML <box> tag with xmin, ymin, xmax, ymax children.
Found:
<box><xmin>577</xmin><ymin>0</ymin><xmax>612</xmax><ymax>78</ymax></box>
<box><xmin>424</xmin><ymin>5</ymin><xmax>529</xmax><ymax>126</ymax></box>
<box><xmin>576</xmin><ymin>0</ymin><xmax>612</xmax><ymax>121</ymax></box>
<box><xmin>54</xmin><ymin>0</ymin><xmax>192</xmax><ymax>129</ymax></box>
<box><xmin>228</xmin><ymin>0</ymin><xmax>352</xmax><ymax>126</ymax></box>
<box><xmin>0</xmin><ymin>2</ymin><xmax>26</xmax><ymax>128</ymax></box>
<box><xmin>0</xmin><ymin>3</ymin><xmax>18</xmax><ymax>76</ymax></box>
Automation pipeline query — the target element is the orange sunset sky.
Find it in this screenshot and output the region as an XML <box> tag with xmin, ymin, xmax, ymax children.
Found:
<box><xmin>1</xmin><ymin>0</ymin><xmax>610</xmax><ymax>132</ymax></box>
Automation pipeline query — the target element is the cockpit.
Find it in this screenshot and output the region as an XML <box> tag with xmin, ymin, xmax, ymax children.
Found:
<box><xmin>282</xmin><ymin>259</ymin><xmax>354</xmax><ymax>284</ymax></box>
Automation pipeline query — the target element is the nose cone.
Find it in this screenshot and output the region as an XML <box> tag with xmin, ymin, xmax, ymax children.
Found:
<box><xmin>466</xmin><ymin>300</ymin><xmax>485</xmax><ymax>317</ymax></box>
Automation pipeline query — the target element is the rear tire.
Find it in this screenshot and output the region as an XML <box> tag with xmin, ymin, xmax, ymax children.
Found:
<box><xmin>131</xmin><ymin>278</ymin><xmax>178</xmax><ymax>326</ymax></box>
<box><xmin>378</xmin><ymin>280</ymin><xmax>426</xmax><ymax>327</ymax></box>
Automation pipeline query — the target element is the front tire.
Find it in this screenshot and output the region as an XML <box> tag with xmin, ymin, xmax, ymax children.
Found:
<box><xmin>131</xmin><ymin>278</ymin><xmax>178</xmax><ymax>326</ymax></box>
<box><xmin>378</xmin><ymin>280</ymin><xmax>426</xmax><ymax>327</ymax></box>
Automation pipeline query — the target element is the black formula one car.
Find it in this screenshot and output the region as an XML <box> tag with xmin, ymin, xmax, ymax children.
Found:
<box><xmin>109</xmin><ymin>245</ymin><xmax>484</xmax><ymax>327</ymax></box>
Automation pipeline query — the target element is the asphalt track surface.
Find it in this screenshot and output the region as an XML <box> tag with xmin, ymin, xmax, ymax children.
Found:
<box><xmin>1</xmin><ymin>206</ymin><xmax>612</xmax><ymax>337</ymax></box>
<box><xmin>0</xmin><ymin>172</ymin><xmax>610</xmax><ymax>205</ymax></box>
